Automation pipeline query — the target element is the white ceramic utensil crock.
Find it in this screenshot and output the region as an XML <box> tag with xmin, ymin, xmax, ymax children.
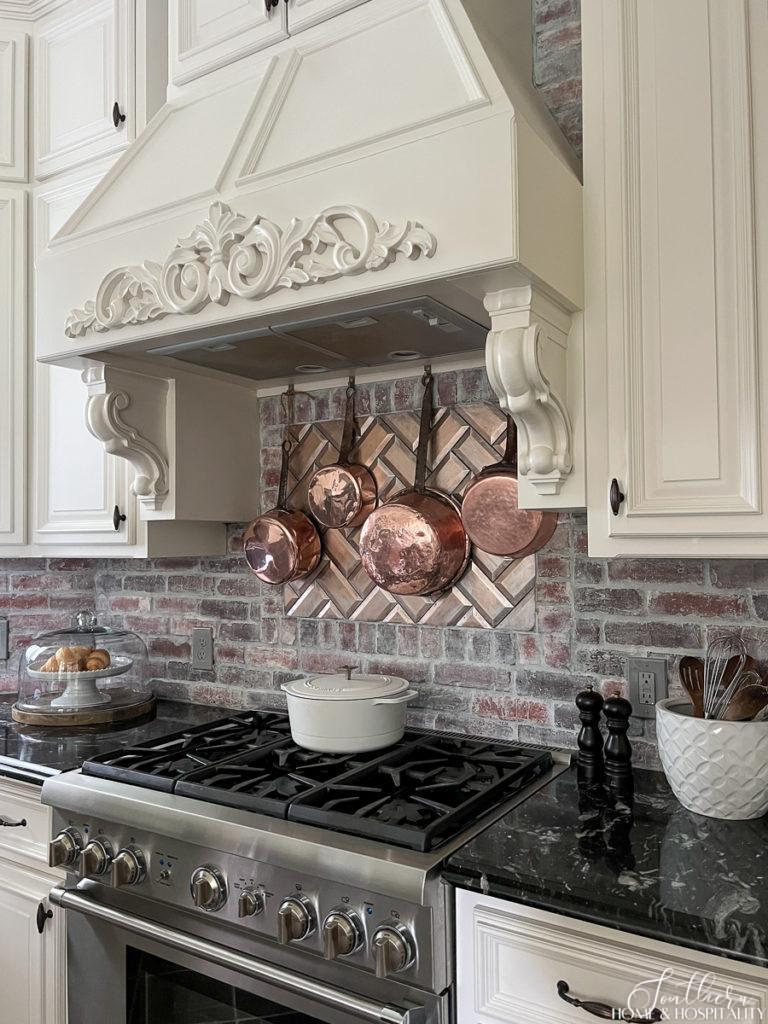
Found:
<box><xmin>281</xmin><ymin>672</ymin><xmax>417</xmax><ymax>753</ymax></box>
<box><xmin>656</xmin><ymin>697</ymin><xmax>768</xmax><ymax>820</ymax></box>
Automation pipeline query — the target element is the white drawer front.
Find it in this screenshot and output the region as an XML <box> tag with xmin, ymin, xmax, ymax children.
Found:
<box><xmin>456</xmin><ymin>890</ymin><xmax>767</xmax><ymax>1024</ymax></box>
<box><xmin>0</xmin><ymin>778</ymin><xmax>55</xmax><ymax>870</ymax></box>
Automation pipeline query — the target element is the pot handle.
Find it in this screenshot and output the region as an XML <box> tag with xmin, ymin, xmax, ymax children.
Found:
<box><xmin>277</xmin><ymin>436</ymin><xmax>291</xmax><ymax>510</ymax></box>
<box><xmin>413</xmin><ymin>368</ymin><xmax>434</xmax><ymax>494</ymax></box>
<box><xmin>338</xmin><ymin>377</ymin><xmax>357</xmax><ymax>465</ymax></box>
<box><xmin>373</xmin><ymin>690</ymin><xmax>418</xmax><ymax>706</ymax></box>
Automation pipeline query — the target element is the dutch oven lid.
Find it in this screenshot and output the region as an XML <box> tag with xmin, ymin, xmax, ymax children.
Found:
<box><xmin>282</xmin><ymin>672</ymin><xmax>410</xmax><ymax>701</ymax></box>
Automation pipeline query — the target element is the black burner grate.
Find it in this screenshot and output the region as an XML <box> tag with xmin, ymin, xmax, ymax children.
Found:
<box><xmin>81</xmin><ymin>714</ymin><xmax>552</xmax><ymax>851</ymax></box>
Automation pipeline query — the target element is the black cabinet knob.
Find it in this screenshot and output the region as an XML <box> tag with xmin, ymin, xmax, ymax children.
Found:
<box><xmin>113</xmin><ymin>505</ymin><xmax>127</xmax><ymax>531</ymax></box>
<box><xmin>264</xmin><ymin>0</ymin><xmax>279</xmax><ymax>11</ymax></box>
<box><xmin>609</xmin><ymin>478</ymin><xmax>625</xmax><ymax>516</ymax></box>
<box><xmin>112</xmin><ymin>101</ymin><xmax>126</xmax><ymax>128</ymax></box>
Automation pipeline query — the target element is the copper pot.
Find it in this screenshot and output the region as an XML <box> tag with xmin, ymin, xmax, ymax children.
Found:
<box><xmin>461</xmin><ymin>414</ymin><xmax>557</xmax><ymax>557</ymax></box>
<box><xmin>244</xmin><ymin>437</ymin><xmax>322</xmax><ymax>584</ymax></box>
<box><xmin>307</xmin><ymin>379</ymin><xmax>377</xmax><ymax>529</ymax></box>
<box><xmin>359</xmin><ymin>370</ymin><xmax>470</xmax><ymax>596</ymax></box>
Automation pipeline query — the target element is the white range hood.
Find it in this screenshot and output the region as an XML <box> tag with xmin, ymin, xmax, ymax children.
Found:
<box><xmin>36</xmin><ymin>0</ymin><xmax>584</xmax><ymax>510</ymax></box>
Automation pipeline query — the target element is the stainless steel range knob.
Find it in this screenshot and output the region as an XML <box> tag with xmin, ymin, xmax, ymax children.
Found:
<box><xmin>48</xmin><ymin>827</ymin><xmax>83</xmax><ymax>868</ymax></box>
<box><xmin>277</xmin><ymin>895</ymin><xmax>315</xmax><ymax>944</ymax></box>
<box><xmin>322</xmin><ymin>910</ymin><xmax>362</xmax><ymax>960</ymax></box>
<box><xmin>238</xmin><ymin>888</ymin><xmax>264</xmax><ymax>919</ymax></box>
<box><xmin>80</xmin><ymin>838</ymin><xmax>113</xmax><ymax>877</ymax></box>
<box><xmin>111</xmin><ymin>846</ymin><xmax>146</xmax><ymax>888</ymax></box>
<box><xmin>372</xmin><ymin>924</ymin><xmax>415</xmax><ymax>978</ymax></box>
<box><xmin>190</xmin><ymin>866</ymin><xmax>227</xmax><ymax>912</ymax></box>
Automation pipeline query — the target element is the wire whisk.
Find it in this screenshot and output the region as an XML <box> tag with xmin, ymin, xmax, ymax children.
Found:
<box><xmin>703</xmin><ymin>634</ymin><xmax>747</xmax><ymax>720</ymax></box>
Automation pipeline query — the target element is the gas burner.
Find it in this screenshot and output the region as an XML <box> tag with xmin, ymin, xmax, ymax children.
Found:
<box><xmin>82</xmin><ymin>711</ymin><xmax>291</xmax><ymax>792</ymax></box>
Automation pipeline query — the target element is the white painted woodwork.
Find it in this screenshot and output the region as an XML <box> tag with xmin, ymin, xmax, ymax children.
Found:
<box><xmin>456</xmin><ymin>890</ymin><xmax>768</xmax><ymax>1024</ymax></box>
<box><xmin>34</xmin><ymin>0</ymin><xmax>133</xmax><ymax>179</ymax></box>
<box><xmin>287</xmin><ymin>0</ymin><xmax>369</xmax><ymax>35</ymax></box>
<box><xmin>0</xmin><ymin>188</ymin><xmax>27</xmax><ymax>545</ymax></box>
<box><xmin>0</xmin><ymin>28</ymin><xmax>28</xmax><ymax>180</ymax></box>
<box><xmin>584</xmin><ymin>0</ymin><xmax>768</xmax><ymax>555</ymax></box>
<box><xmin>33</xmin><ymin>161</ymin><xmax>137</xmax><ymax>547</ymax></box>
<box><xmin>0</xmin><ymin>780</ymin><xmax>66</xmax><ymax>1024</ymax></box>
<box><xmin>170</xmin><ymin>0</ymin><xmax>288</xmax><ymax>87</ymax></box>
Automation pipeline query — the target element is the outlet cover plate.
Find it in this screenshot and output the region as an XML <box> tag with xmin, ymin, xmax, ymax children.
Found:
<box><xmin>0</xmin><ymin>618</ymin><xmax>7</xmax><ymax>661</ymax></box>
<box><xmin>192</xmin><ymin>627</ymin><xmax>214</xmax><ymax>671</ymax></box>
<box><xmin>627</xmin><ymin>657</ymin><xmax>667</xmax><ymax>718</ymax></box>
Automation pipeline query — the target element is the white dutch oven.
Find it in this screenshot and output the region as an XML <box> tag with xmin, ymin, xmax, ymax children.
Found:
<box><xmin>281</xmin><ymin>672</ymin><xmax>417</xmax><ymax>753</ymax></box>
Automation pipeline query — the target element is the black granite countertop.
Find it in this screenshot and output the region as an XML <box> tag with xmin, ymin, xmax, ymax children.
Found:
<box><xmin>444</xmin><ymin>765</ymin><xmax>768</xmax><ymax>970</ymax></box>
<box><xmin>0</xmin><ymin>695</ymin><xmax>228</xmax><ymax>784</ymax></box>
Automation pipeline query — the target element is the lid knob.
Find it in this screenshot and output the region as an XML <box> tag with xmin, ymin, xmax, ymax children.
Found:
<box><xmin>74</xmin><ymin>611</ymin><xmax>97</xmax><ymax>631</ymax></box>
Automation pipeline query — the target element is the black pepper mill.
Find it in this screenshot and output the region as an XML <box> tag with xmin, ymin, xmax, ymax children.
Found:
<box><xmin>604</xmin><ymin>692</ymin><xmax>633</xmax><ymax>794</ymax></box>
<box><xmin>576</xmin><ymin>684</ymin><xmax>604</xmax><ymax>782</ymax></box>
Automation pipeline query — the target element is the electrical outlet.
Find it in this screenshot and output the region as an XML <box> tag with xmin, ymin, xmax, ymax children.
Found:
<box><xmin>0</xmin><ymin>618</ymin><xmax>7</xmax><ymax>661</ymax></box>
<box><xmin>627</xmin><ymin>657</ymin><xmax>667</xmax><ymax>718</ymax></box>
<box><xmin>192</xmin><ymin>627</ymin><xmax>214</xmax><ymax>671</ymax></box>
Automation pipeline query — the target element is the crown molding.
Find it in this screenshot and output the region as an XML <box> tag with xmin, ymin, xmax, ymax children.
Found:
<box><xmin>0</xmin><ymin>0</ymin><xmax>72</xmax><ymax>22</ymax></box>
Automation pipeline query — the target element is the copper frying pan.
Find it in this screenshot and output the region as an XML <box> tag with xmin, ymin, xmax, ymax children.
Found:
<box><xmin>307</xmin><ymin>378</ymin><xmax>377</xmax><ymax>529</ymax></box>
<box><xmin>359</xmin><ymin>370</ymin><xmax>470</xmax><ymax>596</ymax></box>
<box><xmin>461</xmin><ymin>414</ymin><xmax>557</xmax><ymax>557</ymax></box>
<box><xmin>243</xmin><ymin>436</ymin><xmax>322</xmax><ymax>584</ymax></box>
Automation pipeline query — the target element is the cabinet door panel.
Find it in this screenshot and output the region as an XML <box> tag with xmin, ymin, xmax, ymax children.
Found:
<box><xmin>0</xmin><ymin>189</ymin><xmax>26</xmax><ymax>545</ymax></box>
<box><xmin>35</xmin><ymin>0</ymin><xmax>132</xmax><ymax>179</ymax></box>
<box><xmin>585</xmin><ymin>0</ymin><xmax>768</xmax><ymax>555</ymax></box>
<box><xmin>170</xmin><ymin>0</ymin><xmax>288</xmax><ymax>86</ymax></box>
<box><xmin>288</xmin><ymin>0</ymin><xmax>370</xmax><ymax>35</ymax></box>
<box><xmin>33</xmin><ymin>167</ymin><xmax>134</xmax><ymax>546</ymax></box>
<box><xmin>0</xmin><ymin>30</ymin><xmax>28</xmax><ymax>181</ymax></box>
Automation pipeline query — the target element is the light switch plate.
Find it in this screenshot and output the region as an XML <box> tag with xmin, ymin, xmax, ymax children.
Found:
<box><xmin>192</xmin><ymin>627</ymin><xmax>214</xmax><ymax>670</ymax></box>
<box><xmin>627</xmin><ymin>657</ymin><xmax>667</xmax><ymax>718</ymax></box>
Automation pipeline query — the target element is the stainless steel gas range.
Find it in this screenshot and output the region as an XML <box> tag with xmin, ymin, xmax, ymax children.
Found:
<box><xmin>41</xmin><ymin>711</ymin><xmax>567</xmax><ymax>1024</ymax></box>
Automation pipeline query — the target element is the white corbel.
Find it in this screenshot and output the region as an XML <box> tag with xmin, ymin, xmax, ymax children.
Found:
<box><xmin>82</xmin><ymin>364</ymin><xmax>172</xmax><ymax>514</ymax></box>
<box><xmin>485</xmin><ymin>286</ymin><xmax>576</xmax><ymax>499</ymax></box>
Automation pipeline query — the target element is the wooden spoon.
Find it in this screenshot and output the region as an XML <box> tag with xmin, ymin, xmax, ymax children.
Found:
<box><xmin>679</xmin><ymin>656</ymin><xmax>705</xmax><ymax>718</ymax></box>
<box><xmin>723</xmin><ymin>681</ymin><xmax>768</xmax><ymax>721</ymax></box>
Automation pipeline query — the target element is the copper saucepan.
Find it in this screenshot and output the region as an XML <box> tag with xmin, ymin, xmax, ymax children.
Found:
<box><xmin>461</xmin><ymin>414</ymin><xmax>557</xmax><ymax>557</ymax></box>
<box><xmin>243</xmin><ymin>435</ymin><xmax>322</xmax><ymax>584</ymax></box>
<box><xmin>359</xmin><ymin>369</ymin><xmax>470</xmax><ymax>596</ymax></box>
<box><xmin>307</xmin><ymin>378</ymin><xmax>377</xmax><ymax>530</ymax></box>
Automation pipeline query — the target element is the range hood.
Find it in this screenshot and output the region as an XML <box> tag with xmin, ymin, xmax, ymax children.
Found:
<box><xmin>36</xmin><ymin>0</ymin><xmax>584</xmax><ymax>507</ymax></box>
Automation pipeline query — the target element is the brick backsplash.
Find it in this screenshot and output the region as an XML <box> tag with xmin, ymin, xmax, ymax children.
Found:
<box><xmin>2</xmin><ymin>367</ymin><xmax>768</xmax><ymax>771</ymax></box>
<box><xmin>533</xmin><ymin>0</ymin><xmax>582</xmax><ymax>157</ymax></box>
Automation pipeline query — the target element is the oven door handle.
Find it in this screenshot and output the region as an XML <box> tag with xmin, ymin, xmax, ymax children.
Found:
<box><xmin>48</xmin><ymin>887</ymin><xmax>422</xmax><ymax>1024</ymax></box>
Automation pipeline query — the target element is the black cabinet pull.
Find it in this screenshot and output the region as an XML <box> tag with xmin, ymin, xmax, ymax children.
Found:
<box><xmin>264</xmin><ymin>0</ymin><xmax>279</xmax><ymax>12</ymax></box>
<box><xmin>0</xmin><ymin>815</ymin><xmax>27</xmax><ymax>827</ymax></box>
<box><xmin>36</xmin><ymin>902</ymin><xmax>53</xmax><ymax>935</ymax></box>
<box><xmin>609</xmin><ymin>478</ymin><xmax>625</xmax><ymax>516</ymax></box>
<box><xmin>557</xmin><ymin>980</ymin><xmax>661</xmax><ymax>1022</ymax></box>
<box><xmin>112</xmin><ymin>101</ymin><xmax>126</xmax><ymax>128</ymax></box>
<box><xmin>113</xmin><ymin>505</ymin><xmax>127</xmax><ymax>531</ymax></box>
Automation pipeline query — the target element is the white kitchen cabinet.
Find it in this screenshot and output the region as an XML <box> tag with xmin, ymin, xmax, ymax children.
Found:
<box><xmin>0</xmin><ymin>778</ymin><xmax>66</xmax><ymax>1024</ymax></box>
<box><xmin>0</xmin><ymin>188</ymin><xmax>27</xmax><ymax>546</ymax></box>
<box><xmin>287</xmin><ymin>0</ymin><xmax>370</xmax><ymax>35</ymax></box>
<box><xmin>33</xmin><ymin>161</ymin><xmax>139</xmax><ymax>549</ymax></box>
<box><xmin>584</xmin><ymin>0</ymin><xmax>768</xmax><ymax>557</ymax></box>
<box><xmin>34</xmin><ymin>0</ymin><xmax>134</xmax><ymax>179</ymax></box>
<box><xmin>169</xmin><ymin>0</ymin><xmax>288</xmax><ymax>86</ymax></box>
<box><xmin>0</xmin><ymin>29</ymin><xmax>28</xmax><ymax>181</ymax></box>
<box><xmin>456</xmin><ymin>890</ymin><xmax>768</xmax><ymax>1024</ymax></box>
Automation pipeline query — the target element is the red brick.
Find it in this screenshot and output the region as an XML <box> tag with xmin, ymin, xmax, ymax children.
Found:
<box><xmin>245</xmin><ymin>646</ymin><xmax>298</xmax><ymax>671</ymax></box>
<box><xmin>199</xmin><ymin>599</ymin><xmax>249</xmax><ymax>620</ymax></box>
<box><xmin>432</xmin><ymin>663</ymin><xmax>510</xmax><ymax>689</ymax></box>
<box><xmin>537</xmin><ymin>581</ymin><xmax>571</xmax><ymax>604</ymax></box>
<box><xmin>608</xmin><ymin>559</ymin><xmax>705</xmax><ymax>585</ymax></box>
<box><xmin>149</xmin><ymin>638</ymin><xmax>191</xmax><ymax>659</ymax></box>
<box><xmin>471</xmin><ymin>695</ymin><xmax>550</xmax><ymax>724</ymax></box>
<box><xmin>575</xmin><ymin>588</ymin><xmax>644</xmax><ymax>613</ymax></box>
<box><xmin>648</xmin><ymin>592</ymin><xmax>747</xmax><ymax>618</ymax></box>
<box><xmin>536</xmin><ymin>555</ymin><xmax>570</xmax><ymax>579</ymax></box>
<box><xmin>604</xmin><ymin>620</ymin><xmax>702</xmax><ymax>649</ymax></box>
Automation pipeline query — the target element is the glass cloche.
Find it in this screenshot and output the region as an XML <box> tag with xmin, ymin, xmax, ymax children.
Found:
<box><xmin>13</xmin><ymin>611</ymin><xmax>153</xmax><ymax>725</ymax></box>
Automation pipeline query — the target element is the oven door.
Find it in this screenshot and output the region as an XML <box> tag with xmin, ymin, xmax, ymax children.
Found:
<box><xmin>51</xmin><ymin>886</ymin><xmax>442</xmax><ymax>1024</ymax></box>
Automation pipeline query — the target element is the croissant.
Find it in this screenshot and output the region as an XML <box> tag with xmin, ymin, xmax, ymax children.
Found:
<box><xmin>70</xmin><ymin>645</ymin><xmax>91</xmax><ymax>661</ymax></box>
<box><xmin>55</xmin><ymin>646</ymin><xmax>81</xmax><ymax>672</ymax></box>
<box><xmin>84</xmin><ymin>649</ymin><xmax>110</xmax><ymax>671</ymax></box>
<box><xmin>40</xmin><ymin>655</ymin><xmax>59</xmax><ymax>672</ymax></box>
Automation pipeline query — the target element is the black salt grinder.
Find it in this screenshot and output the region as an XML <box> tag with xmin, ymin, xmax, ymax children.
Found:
<box><xmin>604</xmin><ymin>692</ymin><xmax>633</xmax><ymax>793</ymax></box>
<box><xmin>576</xmin><ymin>684</ymin><xmax>604</xmax><ymax>781</ymax></box>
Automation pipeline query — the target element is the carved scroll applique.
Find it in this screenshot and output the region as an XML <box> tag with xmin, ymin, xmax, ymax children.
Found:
<box><xmin>65</xmin><ymin>202</ymin><xmax>437</xmax><ymax>338</ymax></box>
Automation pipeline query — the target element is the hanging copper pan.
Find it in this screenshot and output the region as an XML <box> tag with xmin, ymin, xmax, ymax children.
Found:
<box><xmin>307</xmin><ymin>378</ymin><xmax>377</xmax><ymax>530</ymax></box>
<box><xmin>461</xmin><ymin>414</ymin><xmax>557</xmax><ymax>557</ymax></box>
<box><xmin>359</xmin><ymin>369</ymin><xmax>470</xmax><ymax>596</ymax></box>
<box><xmin>243</xmin><ymin>436</ymin><xmax>322</xmax><ymax>584</ymax></box>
